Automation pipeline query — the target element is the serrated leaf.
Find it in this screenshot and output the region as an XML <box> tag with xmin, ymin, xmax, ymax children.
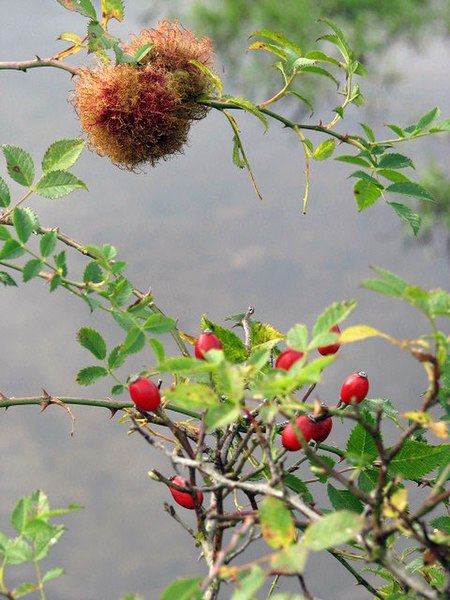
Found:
<box><xmin>122</xmin><ymin>327</ymin><xmax>145</xmax><ymax>355</ymax></box>
<box><xmin>13</xmin><ymin>207</ymin><xmax>35</xmax><ymax>243</ymax></box>
<box><xmin>312</xmin><ymin>300</ymin><xmax>356</xmax><ymax>338</ymax></box>
<box><xmin>346</xmin><ymin>423</ymin><xmax>378</xmax><ymax>466</ymax></box>
<box><xmin>305</xmin><ymin>50</ymin><xmax>341</xmax><ymax>66</ymax></box>
<box><xmin>76</xmin><ymin>365</ymin><xmax>109</xmax><ymax>385</ymax></box>
<box><xmin>354</xmin><ymin>179</ymin><xmax>382</xmax><ymax>211</ymax></box>
<box><xmin>386</xmin><ymin>181</ymin><xmax>433</xmax><ymax>201</ymax></box>
<box><xmin>317</xmin><ymin>18</ymin><xmax>353</xmax><ymax>63</ymax></box>
<box><xmin>42</xmin><ymin>139</ymin><xmax>85</xmax><ymax>172</ymax></box>
<box><xmin>2</xmin><ymin>145</ymin><xmax>35</xmax><ymax>186</ymax></box>
<box><xmin>414</xmin><ymin>106</ymin><xmax>440</xmax><ymax>132</ymax></box>
<box><xmin>149</xmin><ymin>338</ymin><xmax>165</xmax><ymax>362</ymax></box>
<box><xmin>190</xmin><ymin>59</ymin><xmax>222</xmax><ymax>96</ymax></box>
<box><xmin>250</xmin><ymin>322</ymin><xmax>284</xmax><ymax>347</ymax></box>
<box><xmin>204</xmin><ymin>402</ymin><xmax>241</xmax><ymax>430</ymax></box>
<box><xmin>101</xmin><ymin>0</ymin><xmax>124</xmax><ymax>24</ymax></box>
<box><xmin>377</xmin><ymin>169</ymin><xmax>411</xmax><ymax>183</ymax></box>
<box><xmin>249</xmin><ymin>29</ymin><xmax>302</xmax><ymax>54</ymax></box>
<box><xmin>303</xmin><ymin>511</ymin><xmax>365</xmax><ymax>550</ymax></box>
<box><xmin>83</xmin><ymin>261</ymin><xmax>104</xmax><ymax>283</ymax></box>
<box><xmin>283</xmin><ymin>474</ymin><xmax>313</xmax><ymax>503</ymax></box>
<box><xmin>49</xmin><ymin>273</ymin><xmax>61</xmax><ymax>292</ymax></box>
<box><xmin>313</xmin><ymin>139</ymin><xmax>335</xmax><ymax>161</ymax></box>
<box><xmin>107</xmin><ymin>345</ymin><xmax>126</xmax><ymax>370</ymax></box>
<box><xmin>160</xmin><ymin>576</ymin><xmax>203</xmax><ymax>600</ymax></box>
<box><xmin>429</xmin><ymin>516</ymin><xmax>450</xmax><ymax>534</ymax></box>
<box><xmin>35</xmin><ymin>170</ymin><xmax>87</xmax><ymax>199</ymax></box>
<box><xmin>388</xmin><ymin>202</ymin><xmax>421</xmax><ymax>235</ymax></box>
<box><xmin>223</xmin><ymin>95</ymin><xmax>268</xmax><ymax>130</ymax></box>
<box><xmin>0</xmin><ymin>271</ymin><xmax>18</xmax><ymax>287</ymax></box>
<box><xmin>429</xmin><ymin>118</ymin><xmax>450</xmax><ymax>132</ymax></box>
<box><xmin>142</xmin><ymin>313</ymin><xmax>176</xmax><ymax>334</ymax></box>
<box><xmin>387</xmin><ymin>441</ymin><xmax>450</xmax><ymax>480</ymax></box>
<box><xmin>360</xmin><ymin>123</ymin><xmax>375</xmax><ymax>141</ymax></box>
<box><xmin>42</xmin><ymin>567</ymin><xmax>64</xmax><ymax>584</ymax></box>
<box><xmin>327</xmin><ymin>484</ymin><xmax>364</xmax><ymax>513</ymax></box>
<box><xmin>335</xmin><ymin>154</ymin><xmax>372</xmax><ymax>167</ymax></box>
<box><xmin>286</xmin><ymin>323</ymin><xmax>308</xmax><ymax>352</ymax></box>
<box><xmin>349</xmin><ymin>170</ymin><xmax>383</xmax><ymax>189</ymax></box>
<box><xmin>0</xmin><ymin>239</ymin><xmax>25</xmax><ymax>260</ymax></box>
<box><xmin>40</xmin><ymin>230</ymin><xmax>58</xmax><ymax>257</ymax></box>
<box><xmin>259</xmin><ymin>497</ymin><xmax>296</xmax><ymax>550</ymax></box>
<box><xmin>111</xmin><ymin>384</ymin><xmax>125</xmax><ymax>396</ymax></box>
<box><xmin>286</xmin><ymin>90</ymin><xmax>314</xmax><ymax>116</ymax></box>
<box><xmin>270</xmin><ymin>543</ymin><xmax>309</xmax><ymax>576</ymax></box>
<box><xmin>165</xmin><ymin>383</ymin><xmax>219</xmax><ymax>411</ymax></box>
<box><xmin>87</xmin><ymin>21</ymin><xmax>120</xmax><ymax>52</ymax></box>
<box><xmin>201</xmin><ymin>316</ymin><xmax>248</xmax><ymax>363</ymax></box>
<box><xmin>231</xmin><ymin>566</ymin><xmax>265</xmax><ymax>600</ymax></box>
<box><xmin>56</xmin><ymin>0</ymin><xmax>97</xmax><ymax>19</ymax></box>
<box><xmin>378</xmin><ymin>153</ymin><xmax>414</xmax><ymax>170</ymax></box>
<box><xmin>4</xmin><ymin>538</ymin><xmax>33</xmax><ymax>564</ymax></box>
<box><xmin>11</xmin><ymin>582</ymin><xmax>37</xmax><ymax>597</ymax></box>
<box><xmin>301</xmin><ymin>65</ymin><xmax>339</xmax><ymax>87</ymax></box>
<box><xmin>109</xmin><ymin>277</ymin><xmax>133</xmax><ymax>306</ymax></box>
<box><xmin>11</xmin><ymin>497</ymin><xmax>28</xmax><ymax>533</ymax></box>
<box><xmin>0</xmin><ymin>176</ymin><xmax>10</xmax><ymax>207</ymax></box>
<box><xmin>385</xmin><ymin>123</ymin><xmax>406</xmax><ymax>137</ymax></box>
<box><xmin>77</xmin><ymin>327</ymin><xmax>107</xmax><ymax>360</ymax></box>
<box><xmin>339</xmin><ymin>325</ymin><xmax>393</xmax><ymax>344</ymax></box>
<box><xmin>23</xmin><ymin>259</ymin><xmax>43</xmax><ymax>282</ymax></box>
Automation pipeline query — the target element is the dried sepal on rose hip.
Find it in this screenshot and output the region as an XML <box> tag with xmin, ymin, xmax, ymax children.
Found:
<box><xmin>281</xmin><ymin>414</ymin><xmax>333</xmax><ymax>451</ymax></box>
<box><xmin>340</xmin><ymin>371</ymin><xmax>369</xmax><ymax>405</ymax></box>
<box><xmin>318</xmin><ymin>324</ymin><xmax>341</xmax><ymax>356</ymax></box>
<box><xmin>169</xmin><ymin>476</ymin><xmax>204</xmax><ymax>509</ymax></box>
<box><xmin>128</xmin><ymin>376</ymin><xmax>161</xmax><ymax>411</ymax></box>
<box><xmin>194</xmin><ymin>330</ymin><xmax>223</xmax><ymax>359</ymax></box>
<box><xmin>71</xmin><ymin>21</ymin><xmax>215</xmax><ymax>170</ymax></box>
<box><xmin>275</xmin><ymin>348</ymin><xmax>304</xmax><ymax>370</ymax></box>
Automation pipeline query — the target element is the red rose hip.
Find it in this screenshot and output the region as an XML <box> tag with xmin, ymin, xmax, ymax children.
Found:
<box><xmin>129</xmin><ymin>376</ymin><xmax>161</xmax><ymax>411</ymax></box>
<box><xmin>318</xmin><ymin>324</ymin><xmax>341</xmax><ymax>356</ymax></box>
<box><xmin>310</xmin><ymin>416</ymin><xmax>333</xmax><ymax>443</ymax></box>
<box><xmin>169</xmin><ymin>476</ymin><xmax>204</xmax><ymax>510</ymax></box>
<box><xmin>281</xmin><ymin>415</ymin><xmax>314</xmax><ymax>451</ymax></box>
<box><xmin>275</xmin><ymin>348</ymin><xmax>304</xmax><ymax>371</ymax></box>
<box><xmin>194</xmin><ymin>330</ymin><xmax>223</xmax><ymax>359</ymax></box>
<box><xmin>340</xmin><ymin>371</ymin><xmax>369</xmax><ymax>405</ymax></box>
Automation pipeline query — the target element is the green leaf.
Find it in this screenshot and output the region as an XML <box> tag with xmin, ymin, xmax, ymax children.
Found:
<box><xmin>270</xmin><ymin>543</ymin><xmax>309</xmax><ymax>575</ymax></box>
<box><xmin>42</xmin><ymin>567</ymin><xmax>64</xmax><ymax>584</ymax></box>
<box><xmin>201</xmin><ymin>316</ymin><xmax>248</xmax><ymax>363</ymax></box>
<box><xmin>108</xmin><ymin>345</ymin><xmax>126</xmax><ymax>370</ymax></box>
<box><xmin>313</xmin><ymin>139</ymin><xmax>335</xmax><ymax>161</ymax></box>
<box><xmin>111</xmin><ymin>384</ymin><xmax>125</xmax><ymax>395</ymax></box>
<box><xmin>189</xmin><ymin>59</ymin><xmax>223</xmax><ymax>96</ymax></box>
<box><xmin>302</xmin><ymin>511</ymin><xmax>365</xmax><ymax>550</ymax></box>
<box><xmin>149</xmin><ymin>338</ymin><xmax>165</xmax><ymax>362</ymax></box>
<box><xmin>413</xmin><ymin>106</ymin><xmax>440</xmax><ymax>132</ymax></box>
<box><xmin>259</xmin><ymin>497</ymin><xmax>296</xmax><ymax>549</ymax></box>
<box><xmin>13</xmin><ymin>206</ymin><xmax>37</xmax><ymax>243</ymax></box>
<box><xmin>133</xmin><ymin>43</ymin><xmax>154</xmax><ymax>63</ymax></box>
<box><xmin>429</xmin><ymin>516</ymin><xmax>450</xmax><ymax>534</ymax></box>
<box><xmin>0</xmin><ymin>239</ymin><xmax>25</xmax><ymax>260</ymax></box>
<box><xmin>35</xmin><ymin>170</ymin><xmax>87</xmax><ymax>199</ymax></box>
<box><xmin>215</xmin><ymin>362</ymin><xmax>245</xmax><ymax>404</ymax></box>
<box><xmin>378</xmin><ymin>153</ymin><xmax>414</xmax><ymax>170</ymax></box>
<box><xmin>83</xmin><ymin>261</ymin><xmax>104</xmax><ymax>283</ymax></box>
<box><xmin>286</xmin><ymin>323</ymin><xmax>308</xmax><ymax>352</ymax></box>
<box><xmin>360</xmin><ymin>123</ymin><xmax>375</xmax><ymax>141</ymax></box>
<box><xmin>49</xmin><ymin>273</ymin><xmax>61</xmax><ymax>292</ymax></box>
<box><xmin>101</xmin><ymin>0</ymin><xmax>124</xmax><ymax>23</ymax></box>
<box><xmin>429</xmin><ymin>118</ymin><xmax>450</xmax><ymax>132</ymax></box>
<box><xmin>349</xmin><ymin>170</ymin><xmax>384</xmax><ymax>189</ymax></box>
<box><xmin>354</xmin><ymin>179</ymin><xmax>382</xmax><ymax>211</ymax></box>
<box><xmin>299</xmin><ymin>65</ymin><xmax>339</xmax><ymax>87</ymax></box>
<box><xmin>165</xmin><ymin>383</ymin><xmax>219</xmax><ymax>411</ymax></box>
<box><xmin>122</xmin><ymin>327</ymin><xmax>145</xmax><ymax>355</ymax></box>
<box><xmin>346</xmin><ymin>423</ymin><xmax>378</xmax><ymax>466</ymax></box>
<box><xmin>76</xmin><ymin>327</ymin><xmax>107</xmax><ymax>360</ymax></box>
<box><xmin>4</xmin><ymin>538</ymin><xmax>33</xmax><ymax>564</ymax></box>
<box><xmin>40</xmin><ymin>230</ymin><xmax>58</xmax><ymax>258</ymax></box>
<box><xmin>23</xmin><ymin>259</ymin><xmax>43</xmax><ymax>282</ymax></box>
<box><xmin>0</xmin><ymin>271</ymin><xmax>18</xmax><ymax>287</ymax></box>
<box><xmin>387</xmin><ymin>441</ymin><xmax>450</xmax><ymax>480</ymax></box>
<box><xmin>160</xmin><ymin>576</ymin><xmax>203</xmax><ymax>600</ymax></box>
<box><xmin>87</xmin><ymin>21</ymin><xmax>120</xmax><ymax>52</ymax></box>
<box><xmin>335</xmin><ymin>155</ymin><xmax>372</xmax><ymax>168</ymax></box>
<box><xmin>11</xmin><ymin>497</ymin><xmax>29</xmax><ymax>534</ymax></box>
<box><xmin>11</xmin><ymin>582</ymin><xmax>37</xmax><ymax>598</ymax></box>
<box><xmin>283</xmin><ymin>474</ymin><xmax>313</xmax><ymax>503</ymax></box>
<box><xmin>286</xmin><ymin>90</ymin><xmax>314</xmax><ymax>116</ymax></box>
<box><xmin>362</xmin><ymin>267</ymin><xmax>409</xmax><ymax>299</ymax></box>
<box><xmin>377</xmin><ymin>169</ymin><xmax>411</xmax><ymax>183</ymax></box>
<box><xmin>109</xmin><ymin>277</ymin><xmax>133</xmax><ymax>306</ymax></box>
<box><xmin>231</xmin><ymin>566</ymin><xmax>266</xmax><ymax>600</ymax></box>
<box><xmin>358</xmin><ymin>468</ymin><xmax>379</xmax><ymax>493</ymax></box>
<box><xmin>312</xmin><ymin>300</ymin><xmax>356</xmax><ymax>338</ymax></box>
<box><xmin>0</xmin><ymin>176</ymin><xmax>10</xmax><ymax>207</ymax></box>
<box><xmin>76</xmin><ymin>365</ymin><xmax>109</xmax><ymax>386</ymax></box>
<box><xmin>53</xmin><ymin>250</ymin><xmax>67</xmax><ymax>276</ymax></box>
<box><xmin>222</xmin><ymin>95</ymin><xmax>268</xmax><ymax>131</ymax></box>
<box><xmin>142</xmin><ymin>313</ymin><xmax>176</xmax><ymax>334</ymax></box>
<box><xmin>204</xmin><ymin>402</ymin><xmax>241</xmax><ymax>431</ymax></box>
<box><xmin>42</xmin><ymin>139</ymin><xmax>85</xmax><ymax>172</ymax></box>
<box><xmin>385</xmin><ymin>123</ymin><xmax>406</xmax><ymax>137</ymax></box>
<box><xmin>317</xmin><ymin>18</ymin><xmax>353</xmax><ymax>63</ymax></box>
<box><xmin>250</xmin><ymin>322</ymin><xmax>284</xmax><ymax>347</ymax></box>
<box><xmin>305</xmin><ymin>50</ymin><xmax>341</xmax><ymax>67</ymax></box>
<box><xmin>56</xmin><ymin>0</ymin><xmax>97</xmax><ymax>19</ymax></box>
<box><xmin>385</xmin><ymin>181</ymin><xmax>433</xmax><ymax>201</ymax></box>
<box><xmin>249</xmin><ymin>29</ymin><xmax>302</xmax><ymax>55</ymax></box>
<box><xmin>327</xmin><ymin>484</ymin><xmax>364</xmax><ymax>513</ymax></box>
<box><xmin>2</xmin><ymin>145</ymin><xmax>35</xmax><ymax>186</ymax></box>
<box><xmin>388</xmin><ymin>202</ymin><xmax>421</xmax><ymax>236</ymax></box>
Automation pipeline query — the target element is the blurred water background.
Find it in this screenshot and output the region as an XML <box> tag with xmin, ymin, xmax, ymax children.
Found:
<box><xmin>0</xmin><ymin>1</ymin><xmax>449</xmax><ymax>598</ymax></box>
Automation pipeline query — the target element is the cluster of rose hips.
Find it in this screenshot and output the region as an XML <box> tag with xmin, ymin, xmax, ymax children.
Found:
<box><xmin>127</xmin><ymin>326</ymin><xmax>369</xmax><ymax>508</ymax></box>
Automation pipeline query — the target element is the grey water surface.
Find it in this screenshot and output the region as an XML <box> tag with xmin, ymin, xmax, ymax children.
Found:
<box><xmin>1</xmin><ymin>2</ymin><xmax>449</xmax><ymax>599</ymax></box>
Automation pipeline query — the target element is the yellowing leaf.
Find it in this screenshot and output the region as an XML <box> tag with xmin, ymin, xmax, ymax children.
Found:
<box><xmin>384</xmin><ymin>488</ymin><xmax>408</xmax><ymax>518</ymax></box>
<box><xmin>340</xmin><ymin>325</ymin><xmax>394</xmax><ymax>344</ymax></box>
<box><xmin>428</xmin><ymin>421</ymin><xmax>448</xmax><ymax>439</ymax></box>
<box><xmin>401</xmin><ymin>411</ymin><xmax>432</xmax><ymax>425</ymax></box>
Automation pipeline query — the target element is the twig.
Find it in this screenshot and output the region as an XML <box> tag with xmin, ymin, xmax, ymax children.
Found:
<box><xmin>0</xmin><ymin>57</ymin><xmax>79</xmax><ymax>76</ymax></box>
<box><xmin>242</xmin><ymin>306</ymin><xmax>255</xmax><ymax>354</ymax></box>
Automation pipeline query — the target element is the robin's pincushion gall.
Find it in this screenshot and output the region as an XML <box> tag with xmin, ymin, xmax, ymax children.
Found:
<box><xmin>72</xmin><ymin>21</ymin><xmax>214</xmax><ymax>170</ymax></box>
